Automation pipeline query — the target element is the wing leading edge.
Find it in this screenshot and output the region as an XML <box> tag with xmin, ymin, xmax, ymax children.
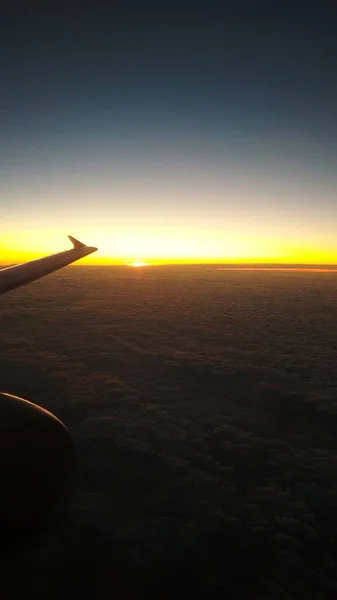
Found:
<box><xmin>0</xmin><ymin>236</ymin><xmax>97</xmax><ymax>296</ymax></box>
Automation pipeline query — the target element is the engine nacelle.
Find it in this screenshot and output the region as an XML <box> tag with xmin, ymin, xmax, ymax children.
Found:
<box><xmin>0</xmin><ymin>392</ymin><xmax>73</xmax><ymax>554</ymax></box>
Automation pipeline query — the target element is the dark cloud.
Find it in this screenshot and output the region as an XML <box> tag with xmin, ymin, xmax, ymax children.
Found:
<box><xmin>1</xmin><ymin>266</ymin><xmax>337</xmax><ymax>597</ymax></box>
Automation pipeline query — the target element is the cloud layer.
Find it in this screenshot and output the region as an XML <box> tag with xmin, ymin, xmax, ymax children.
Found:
<box><xmin>1</xmin><ymin>266</ymin><xmax>337</xmax><ymax>598</ymax></box>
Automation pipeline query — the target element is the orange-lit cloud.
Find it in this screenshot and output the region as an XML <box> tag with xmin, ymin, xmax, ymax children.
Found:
<box><xmin>217</xmin><ymin>267</ymin><xmax>337</xmax><ymax>272</ymax></box>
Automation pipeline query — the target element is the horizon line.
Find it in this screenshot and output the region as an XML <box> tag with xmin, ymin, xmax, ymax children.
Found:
<box><xmin>2</xmin><ymin>261</ymin><xmax>337</xmax><ymax>272</ymax></box>
<box><xmin>74</xmin><ymin>262</ymin><xmax>337</xmax><ymax>271</ymax></box>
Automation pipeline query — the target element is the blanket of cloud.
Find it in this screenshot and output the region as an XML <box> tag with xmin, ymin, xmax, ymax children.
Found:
<box><xmin>1</xmin><ymin>266</ymin><xmax>337</xmax><ymax>599</ymax></box>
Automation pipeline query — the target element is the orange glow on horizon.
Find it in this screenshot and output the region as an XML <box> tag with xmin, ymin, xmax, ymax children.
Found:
<box><xmin>2</xmin><ymin>226</ymin><xmax>337</xmax><ymax>267</ymax></box>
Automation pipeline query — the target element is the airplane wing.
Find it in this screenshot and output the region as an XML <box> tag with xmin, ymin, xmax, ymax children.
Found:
<box><xmin>0</xmin><ymin>235</ymin><xmax>97</xmax><ymax>296</ymax></box>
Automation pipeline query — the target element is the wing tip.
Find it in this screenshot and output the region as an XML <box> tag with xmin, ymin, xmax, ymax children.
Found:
<box><xmin>68</xmin><ymin>235</ymin><xmax>86</xmax><ymax>249</ymax></box>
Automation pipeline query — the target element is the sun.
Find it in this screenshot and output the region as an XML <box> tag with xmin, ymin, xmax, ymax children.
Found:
<box><xmin>128</xmin><ymin>261</ymin><xmax>149</xmax><ymax>267</ymax></box>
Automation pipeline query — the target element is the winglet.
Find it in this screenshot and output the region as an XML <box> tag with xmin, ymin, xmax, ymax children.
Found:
<box><xmin>68</xmin><ymin>235</ymin><xmax>86</xmax><ymax>249</ymax></box>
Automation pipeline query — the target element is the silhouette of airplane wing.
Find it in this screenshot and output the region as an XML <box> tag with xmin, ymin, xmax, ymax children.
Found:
<box><xmin>0</xmin><ymin>235</ymin><xmax>97</xmax><ymax>295</ymax></box>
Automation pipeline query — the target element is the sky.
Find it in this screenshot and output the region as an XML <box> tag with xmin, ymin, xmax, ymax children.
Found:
<box><xmin>1</xmin><ymin>4</ymin><xmax>337</xmax><ymax>265</ymax></box>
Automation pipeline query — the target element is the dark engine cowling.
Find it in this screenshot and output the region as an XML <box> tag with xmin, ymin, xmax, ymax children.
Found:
<box><xmin>0</xmin><ymin>392</ymin><xmax>73</xmax><ymax>554</ymax></box>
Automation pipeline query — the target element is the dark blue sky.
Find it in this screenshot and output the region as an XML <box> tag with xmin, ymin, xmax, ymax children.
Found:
<box><xmin>1</xmin><ymin>4</ymin><xmax>337</xmax><ymax>263</ymax></box>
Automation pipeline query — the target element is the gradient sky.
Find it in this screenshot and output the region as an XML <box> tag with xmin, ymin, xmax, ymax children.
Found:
<box><xmin>1</xmin><ymin>5</ymin><xmax>337</xmax><ymax>264</ymax></box>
